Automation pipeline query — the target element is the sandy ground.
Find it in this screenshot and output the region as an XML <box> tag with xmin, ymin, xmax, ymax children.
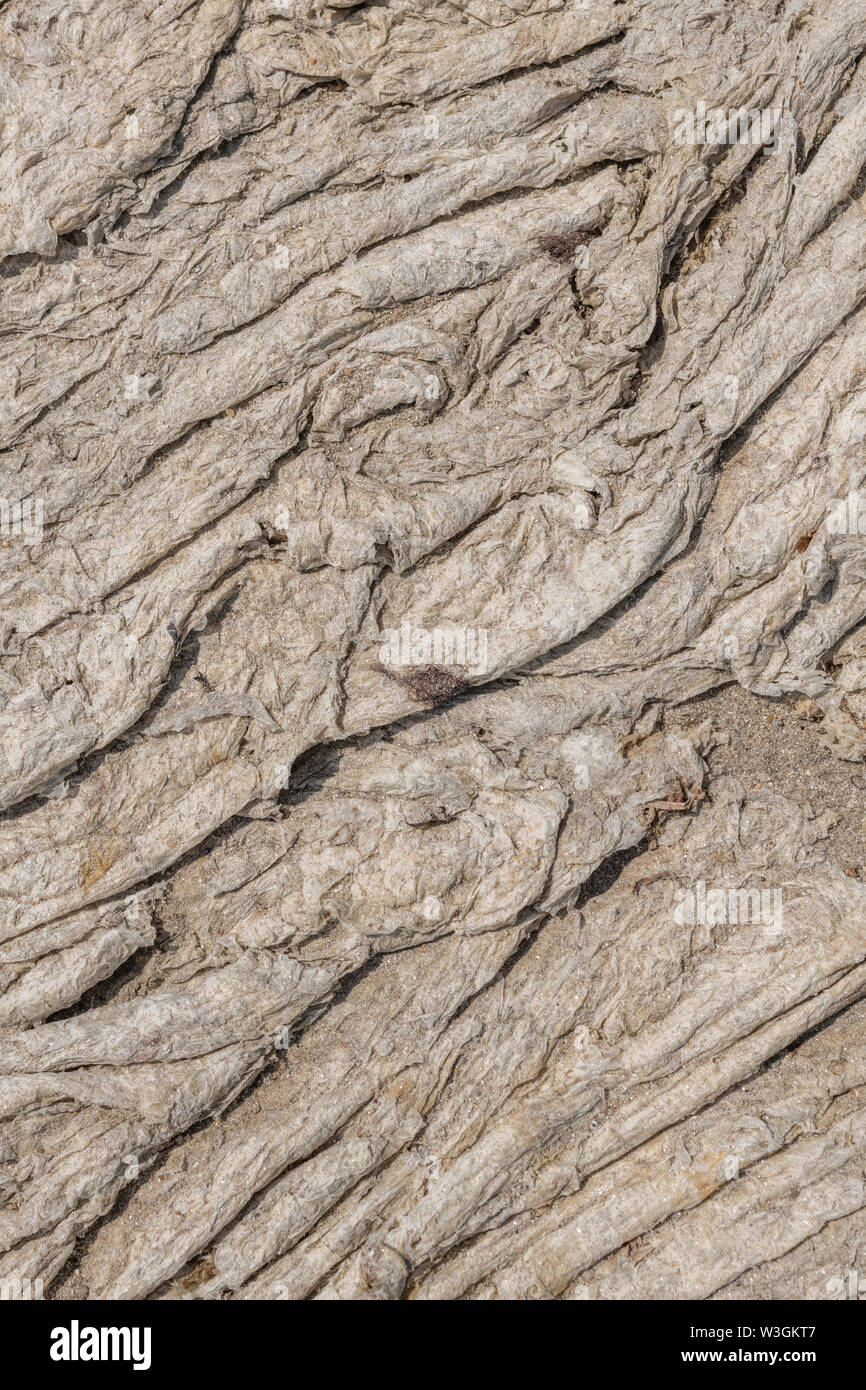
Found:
<box><xmin>665</xmin><ymin>683</ymin><xmax>866</xmax><ymax>870</ymax></box>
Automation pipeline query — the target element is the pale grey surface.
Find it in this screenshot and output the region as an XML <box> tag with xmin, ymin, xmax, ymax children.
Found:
<box><xmin>3</xmin><ymin>0</ymin><xmax>866</xmax><ymax>1300</ymax></box>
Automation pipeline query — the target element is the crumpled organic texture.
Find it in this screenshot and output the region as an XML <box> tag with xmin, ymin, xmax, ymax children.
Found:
<box><xmin>4</xmin><ymin>0</ymin><xmax>866</xmax><ymax>1300</ymax></box>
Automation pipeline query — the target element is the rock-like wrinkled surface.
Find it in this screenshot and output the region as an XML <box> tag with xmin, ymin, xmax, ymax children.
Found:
<box><xmin>4</xmin><ymin>0</ymin><xmax>866</xmax><ymax>1300</ymax></box>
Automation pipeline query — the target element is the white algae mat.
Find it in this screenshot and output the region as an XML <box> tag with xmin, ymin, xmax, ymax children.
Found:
<box><xmin>3</xmin><ymin>0</ymin><xmax>866</xmax><ymax>1300</ymax></box>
